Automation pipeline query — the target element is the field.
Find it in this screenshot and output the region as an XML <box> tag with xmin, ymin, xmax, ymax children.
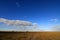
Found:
<box><xmin>0</xmin><ymin>31</ymin><xmax>60</xmax><ymax>40</ymax></box>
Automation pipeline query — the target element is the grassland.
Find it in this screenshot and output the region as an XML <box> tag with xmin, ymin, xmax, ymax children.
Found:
<box><xmin>0</xmin><ymin>31</ymin><xmax>60</xmax><ymax>40</ymax></box>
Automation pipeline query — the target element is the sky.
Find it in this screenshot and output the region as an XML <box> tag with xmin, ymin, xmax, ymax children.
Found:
<box><xmin>0</xmin><ymin>0</ymin><xmax>60</xmax><ymax>31</ymax></box>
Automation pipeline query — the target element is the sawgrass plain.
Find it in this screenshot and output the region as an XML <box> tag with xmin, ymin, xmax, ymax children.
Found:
<box><xmin>0</xmin><ymin>31</ymin><xmax>60</xmax><ymax>40</ymax></box>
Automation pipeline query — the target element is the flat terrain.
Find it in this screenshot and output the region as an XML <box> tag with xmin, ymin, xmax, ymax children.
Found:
<box><xmin>0</xmin><ymin>31</ymin><xmax>60</xmax><ymax>40</ymax></box>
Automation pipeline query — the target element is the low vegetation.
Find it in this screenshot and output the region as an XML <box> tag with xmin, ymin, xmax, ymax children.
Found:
<box><xmin>0</xmin><ymin>31</ymin><xmax>60</xmax><ymax>40</ymax></box>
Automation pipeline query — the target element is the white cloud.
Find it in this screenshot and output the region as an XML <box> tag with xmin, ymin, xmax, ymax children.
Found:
<box><xmin>0</xmin><ymin>18</ymin><xmax>32</xmax><ymax>26</ymax></box>
<box><xmin>33</xmin><ymin>23</ymin><xmax>39</xmax><ymax>28</ymax></box>
<box><xmin>0</xmin><ymin>18</ymin><xmax>43</xmax><ymax>31</ymax></box>
<box><xmin>49</xmin><ymin>18</ymin><xmax>58</xmax><ymax>22</ymax></box>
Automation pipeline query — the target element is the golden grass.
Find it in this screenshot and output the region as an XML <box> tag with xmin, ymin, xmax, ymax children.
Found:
<box><xmin>0</xmin><ymin>31</ymin><xmax>60</xmax><ymax>40</ymax></box>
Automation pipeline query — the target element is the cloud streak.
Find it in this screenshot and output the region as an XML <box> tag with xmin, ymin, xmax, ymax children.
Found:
<box><xmin>0</xmin><ymin>18</ymin><xmax>32</xmax><ymax>26</ymax></box>
<box><xmin>49</xmin><ymin>18</ymin><xmax>58</xmax><ymax>23</ymax></box>
<box><xmin>16</xmin><ymin>2</ymin><xmax>20</xmax><ymax>7</ymax></box>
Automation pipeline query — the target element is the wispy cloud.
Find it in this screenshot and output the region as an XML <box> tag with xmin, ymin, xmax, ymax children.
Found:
<box><xmin>49</xmin><ymin>18</ymin><xmax>58</xmax><ymax>23</ymax></box>
<box><xmin>48</xmin><ymin>18</ymin><xmax>60</xmax><ymax>31</ymax></box>
<box><xmin>16</xmin><ymin>2</ymin><xmax>20</xmax><ymax>7</ymax></box>
<box><xmin>51</xmin><ymin>25</ymin><xmax>60</xmax><ymax>31</ymax></box>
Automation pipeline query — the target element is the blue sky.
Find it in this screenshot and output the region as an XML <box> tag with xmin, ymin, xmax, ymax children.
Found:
<box><xmin>0</xmin><ymin>0</ymin><xmax>60</xmax><ymax>31</ymax></box>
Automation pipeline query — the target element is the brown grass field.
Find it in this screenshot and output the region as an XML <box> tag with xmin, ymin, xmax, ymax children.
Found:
<box><xmin>0</xmin><ymin>31</ymin><xmax>60</xmax><ymax>40</ymax></box>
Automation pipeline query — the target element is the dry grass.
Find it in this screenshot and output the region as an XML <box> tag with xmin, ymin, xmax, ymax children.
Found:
<box><xmin>0</xmin><ymin>31</ymin><xmax>60</xmax><ymax>40</ymax></box>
